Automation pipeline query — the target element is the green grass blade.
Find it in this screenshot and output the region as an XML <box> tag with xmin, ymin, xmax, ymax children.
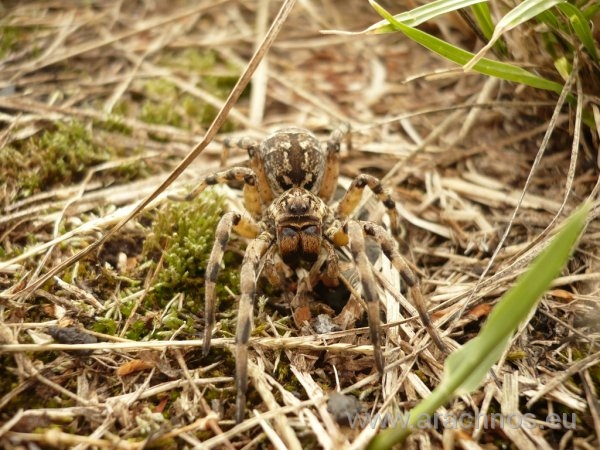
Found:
<box><xmin>369</xmin><ymin>1</ymin><xmax>565</xmax><ymax>95</ymax></box>
<box><xmin>583</xmin><ymin>4</ymin><xmax>600</xmax><ymax>20</ymax></box>
<box><xmin>556</xmin><ymin>3</ymin><xmax>599</xmax><ymax>63</ymax></box>
<box><xmin>493</xmin><ymin>0</ymin><xmax>565</xmax><ymax>30</ymax></box>
<box><xmin>536</xmin><ymin>9</ymin><xmax>562</xmax><ymax>31</ymax></box>
<box><xmin>469</xmin><ymin>2</ymin><xmax>495</xmax><ymax>40</ymax></box>
<box><xmin>364</xmin><ymin>0</ymin><xmax>487</xmax><ymax>34</ymax></box>
<box><xmin>445</xmin><ymin>201</ymin><xmax>589</xmax><ymax>391</ymax></box>
<box><xmin>465</xmin><ymin>0</ymin><xmax>566</xmax><ymax>69</ymax></box>
<box><xmin>367</xmin><ymin>201</ymin><xmax>590</xmax><ymax>450</ymax></box>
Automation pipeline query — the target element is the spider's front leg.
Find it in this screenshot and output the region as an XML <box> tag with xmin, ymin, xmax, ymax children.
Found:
<box><xmin>337</xmin><ymin>174</ymin><xmax>402</xmax><ymax>239</ymax></box>
<box><xmin>345</xmin><ymin>220</ymin><xmax>385</xmax><ymax>373</ymax></box>
<box><xmin>171</xmin><ymin>167</ymin><xmax>262</xmax><ymax>219</ymax></box>
<box><xmin>361</xmin><ymin>222</ymin><xmax>447</xmax><ymax>353</ymax></box>
<box><xmin>235</xmin><ymin>231</ymin><xmax>272</xmax><ymax>424</ymax></box>
<box><xmin>225</xmin><ymin>135</ymin><xmax>274</xmax><ymax>206</ymax></box>
<box><xmin>203</xmin><ymin>212</ymin><xmax>260</xmax><ymax>356</ymax></box>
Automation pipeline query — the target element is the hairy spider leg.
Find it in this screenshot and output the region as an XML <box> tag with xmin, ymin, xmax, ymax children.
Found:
<box><xmin>345</xmin><ymin>220</ymin><xmax>385</xmax><ymax>372</ymax></box>
<box><xmin>336</xmin><ymin>174</ymin><xmax>401</xmax><ymax>239</ymax></box>
<box><xmin>361</xmin><ymin>222</ymin><xmax>447</xmax><ymax>353</ymax></box>
<box><xmin>203</xmin><ymin>212</ymin><xmax>260</xmax><ymax>357</ymax></box>
<box><xmin>317</xmin><ymin>127</ymin><xmax>343</xmax><ymax>202</ymax></box>
<box><xmin>173</xmin><ymin>167</ymin><xmax>262</xmax><ymax>219</ymax></box>
<box><xmin>225</xmin><ymin>135</ymin><xmax>275</xmax><ymax>206</ymax></box>
<box><xmin>235</xmin><ymin>232</ymin><xmax>272</xmax><ymax>424</ymax></box>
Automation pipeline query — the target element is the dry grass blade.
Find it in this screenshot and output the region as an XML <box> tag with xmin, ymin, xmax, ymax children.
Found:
<box><xmin>248</xmin><ymin>360</ymin><xmax>302</xmax><ymax>450</ymax></box>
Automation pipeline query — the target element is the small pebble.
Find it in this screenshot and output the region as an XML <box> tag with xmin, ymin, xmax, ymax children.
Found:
<box><xmin>47</xmin><ymin>326</ymin><xmax>97</xmax><ymax>355</ymax></box>
<box><xmin>313</xmin><ymin>314</ymin><xmax>341</xmax><ymax>334</ymax></box>
<box><xmin>327</xmin><ymin>392</ymin><xmax>363</xmax><ymax>425</ymax></box>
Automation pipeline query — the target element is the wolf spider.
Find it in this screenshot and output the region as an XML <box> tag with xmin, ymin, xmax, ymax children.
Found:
<box><xmin>179</xmin><ymin>127</ymin><xmax>443</xmax><ymax>423</ymax></box>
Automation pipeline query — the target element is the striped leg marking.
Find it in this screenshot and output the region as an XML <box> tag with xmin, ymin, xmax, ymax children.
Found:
<box><xmin>361</xmin><ymin>221</ymin><xmax>446</xmax><ymax>353</ymax></box>
<box><xmin>203</xmin><ymin>212</ymin><xmax>260</xmax><ymax>357</ymax></box>
<box><xmin>347</xmin><ymin>221</ymin><xmax>384</xmax><ymax>373</ymax></box>
<box><xmin>235</xmin><ymin>233</ymin><xmax>271</xmax><ymax>424</ymax></box>
<box><xmin>337</xmin><ymin>174</ymin><xmax>401</xmax><ymax>239</ymax></box>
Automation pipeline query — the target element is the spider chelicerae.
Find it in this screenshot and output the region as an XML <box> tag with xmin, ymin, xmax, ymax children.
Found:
<box><xmin>178</xmin><ymin>127</ymin><xmax>444</xmax><ymax>423</ymax></box>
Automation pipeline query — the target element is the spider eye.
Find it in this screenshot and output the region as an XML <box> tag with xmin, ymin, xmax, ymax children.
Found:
<box><xmin>278</xmin><ymin>225</ymin><xmax>321</xmax><ymax>267</ymax></box>
<box><xmin>279</xmin><ymin>226</ymin><xmax>301</xmax><ymax>267</ymax></box>
<box><xmin>302</xmin><ymin>225</ymin><xmax>318</xmax><ymax>235</ymax></box>
<box><xmin>280</xmin><ymin>226</ymin><xmax>298</xmax><ymax>238</ymax></box>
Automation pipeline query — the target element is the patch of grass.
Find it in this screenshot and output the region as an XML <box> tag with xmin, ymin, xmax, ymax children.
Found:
<box><xmin>356</xmin><ymin>0</ymin><xmax>600</xmax><ymax>130</ymax></box>
<box><xmin>367</xmin><ymin>203</ymin><xmax>589</xmax><ymax>449</ymax></box>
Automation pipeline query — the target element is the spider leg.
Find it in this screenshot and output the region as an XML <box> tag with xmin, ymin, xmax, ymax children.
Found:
<box><xmin>235</xmin><ymin>232</ymin><xmax>272</xmax><ymax>424</ymax></box>
<box><xmin>226</xmin><ymin>135</ymin><xmax>274</xmax><ymax>206</ymax></box>
<box><xmin>346</xmin><ymin>220</ymin><xmax>385</xmax><ymax>373</ymax></box>
<box><xmin>318</xmin><ymin>126</ymin><xmax>345</xmax><ymax>202</ymax></box>
<box><xmin>203</xmin><ymin>212</ymin><xmax>260</xmax><ymax>357</ymax></box>
<box><xmin>318</xmin><ymin>239</ymin><xmax>341</xmax><ymax>288</ymax></box>
<box><xmin>361</xmin><ymin>221</ymin><xmax>447</xmax><ymax>353</ymax></box>
<box><xmin>336</xmin><ymin>174</ymin><xmax>401</xmax><ymax>239</ymax></box>
<box><xmin>172</xmin><ymin>167</ymin><xmax>262</xmax><ymax>219</ymax></box>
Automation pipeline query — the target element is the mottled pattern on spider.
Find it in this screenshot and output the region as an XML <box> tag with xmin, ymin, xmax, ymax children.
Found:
<box><xmin>181</xmin><ymin>127</ymin><xmax>434</xmax><ymax>423</ymax></box>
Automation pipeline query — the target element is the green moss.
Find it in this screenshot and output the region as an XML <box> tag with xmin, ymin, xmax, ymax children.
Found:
<box><xmin>159</xmin><ymin>48</ymin><xmax>219</xmax><ymax>72</ymax></box>
<box><xmin>119</xmin><ymin>298</ymin><xmax>137</xmax><ymax>317</ymax></box>
<box><xmin>125</xmin><ymin>318</ymin><xmax>150</xmax><ymax>341</ymax></box>
<box><xmin>1</xmin><ymin>121</ymin><xmax>111</xmax><ymax>201</ymax></box>
<box><xmin>0</xmin><ymin>26</ymin><xmax>20</xmax><ymax>58</ymax></box>
<box><xmin>139</xmin><ymin>49</ymin><xmax>240</xmax><ymax>136</ymax></box>
<box><xmin>96</xmin><ymin>114</ymin><xmax>134</xmax><ymax>135</ymax></box>
<box><xmin>142</xmin><ymin>190</ymin><xmax>242</xmax><ymax>337</ymax></box>
<box><xmin>140</xmin><ymin>79</ymin><xmax>184</xmax><ymax>129</ymax></box>
<box><xmin>91</xmin><ymin>318</ymin><xmax>118</xmax><ymax>335</ymax></box>
<box><xmin>162</xmin><ymin>310</ymin><xmax>185</xmax><ymax>330</ymax></box>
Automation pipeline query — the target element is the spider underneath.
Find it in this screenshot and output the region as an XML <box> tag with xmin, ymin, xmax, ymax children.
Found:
<box><xmin>177</xmin><ymin>127</ymin><xmax>444</xmax><ymax>423</ymax></box>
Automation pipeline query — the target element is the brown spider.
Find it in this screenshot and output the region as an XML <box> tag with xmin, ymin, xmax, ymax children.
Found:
<box><xmin>179</xmin><ymin>127</ymin><xmax>443</xmax><ymax>423</ymax></box>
